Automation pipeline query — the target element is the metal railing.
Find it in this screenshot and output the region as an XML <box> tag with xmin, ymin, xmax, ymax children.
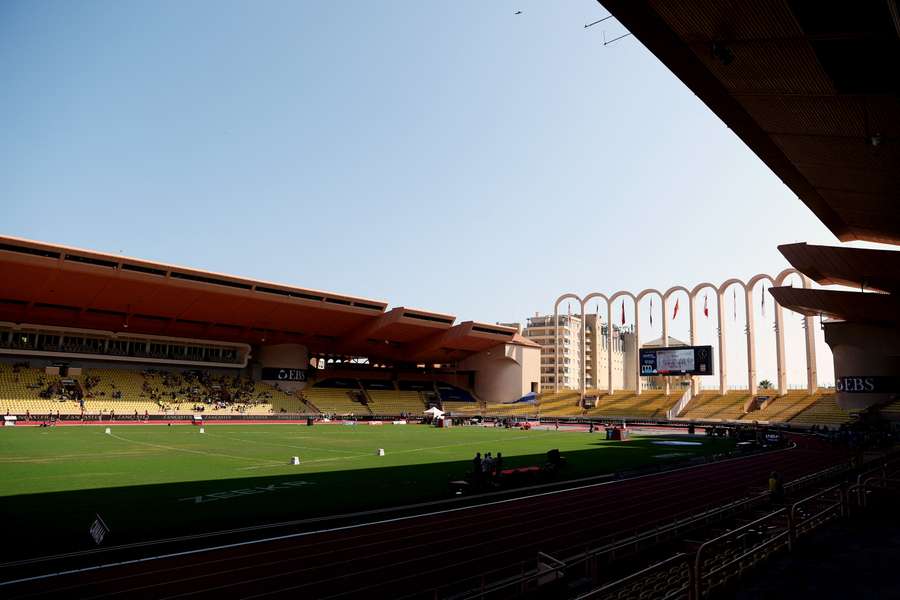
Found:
<box><xmin>449</xmin><ymin>452</ymin><xmax>855</xmax><ymax>600</ymax></box>
<box><xmin>789</xmin><ymin>484</ymin><xmax>844</xmax><ymax>541</ymax></box>
<box><xmin>576</xmin><ymin>552</ymin><xmax>692</xmax><ymax>600</ymax></box>
<box><xmin>694</xmin><ymin>508</ymin><xmax>791</xmax><ymax>598</ymax></box>
<box><xmin>582</xmin><ymin>477</ymin><xmax>865</xmax><ymax>600</ymax></box>
<box><xmin>667</xmin><ymin>386</ymin><xmax>694</xmax><ymax>420</ymax></box>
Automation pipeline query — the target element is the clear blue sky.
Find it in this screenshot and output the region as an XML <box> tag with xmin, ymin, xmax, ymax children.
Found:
<box><xmin>0</xmin><ymin>1</ymin><xmax>877</xmax><ymax>385</ymax></box>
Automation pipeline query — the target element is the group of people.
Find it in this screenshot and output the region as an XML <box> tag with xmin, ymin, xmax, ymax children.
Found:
<box><xmin>472</xmin><ymin>451</ymin><xmax>504</xmax><ymax>487</ymax></box>
<box><xmin>140</xmin><ymin>369</ymin><xmax>278</xmax><ymax>412</ymax></box>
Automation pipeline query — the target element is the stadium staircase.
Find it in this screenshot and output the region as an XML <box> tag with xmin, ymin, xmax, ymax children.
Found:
<box><xmin>304</xmin><ymin>385</ymin><xmax>372</xmax><ymax>415</ymax></box>
<box><xmin>738</xmin><ymin>390</ymin><xmax>820</xmax><ymax>423</ymax></box>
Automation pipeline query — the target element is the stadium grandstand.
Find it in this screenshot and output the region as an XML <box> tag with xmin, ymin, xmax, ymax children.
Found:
<box><xmin>0</xmin><ymin>232</ymin><xmax>852</xmax><ymax>429</ymax></box>
<box><xmin>0</xmin><ymin>235</ymin><xmax>540</xmax><ymax>420</ymax></box>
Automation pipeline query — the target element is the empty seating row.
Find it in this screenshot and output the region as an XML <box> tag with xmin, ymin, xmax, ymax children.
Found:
<box><xmin>677</xmin><ymin>391</ymin><xmax>749</xmax><ymax>421</ymax></box>
<box><xmin>584</xmin><ymin>390</ymin><xmax>682</xmax><ymax>419</ymax></box>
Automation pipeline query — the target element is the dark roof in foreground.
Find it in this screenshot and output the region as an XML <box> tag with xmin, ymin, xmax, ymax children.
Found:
<box><xmin>600</xmin><ymin>0</ymin><xmax>900</xmax><ymax>244</ymax></box>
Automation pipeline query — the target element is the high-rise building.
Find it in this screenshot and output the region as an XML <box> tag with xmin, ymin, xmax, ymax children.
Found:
<box><xmin>523</xmin><ymin>312</ymin><xmax>635</xmax><ymax>392</ymax></box>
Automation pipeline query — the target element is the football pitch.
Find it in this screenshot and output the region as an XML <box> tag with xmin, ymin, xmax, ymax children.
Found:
<box><xmin>0</xmin><ymin>423</ymin><xmax>733</xmax><ymax>560</ymax></box>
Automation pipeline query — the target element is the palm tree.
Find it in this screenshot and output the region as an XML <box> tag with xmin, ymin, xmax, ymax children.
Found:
<box><xmin>758</xmin><ymin>379</ymin><xmax>773</xmax><ymax>390</ymax></box>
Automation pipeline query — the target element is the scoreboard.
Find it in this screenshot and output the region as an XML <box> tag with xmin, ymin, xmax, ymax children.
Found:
<box><xmin>639</xmin><ymin>345</ymin><xmax>714</xmax><ymax>376</ymax></box>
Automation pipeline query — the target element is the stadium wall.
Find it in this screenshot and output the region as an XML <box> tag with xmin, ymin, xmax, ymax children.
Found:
<box><xmin>459</xmin><ymin>341</ymin><xmax>539</xmax><ymax>404</ymax></box>
<box><xmin>825</xmin><ymin>322</ymin><xmax>900</xmax><ymax>412</ymax></box>
<box><xmin>255</xmin><ymin>343</ymin><xmax>309</xmax><ymax>392</ymax></box>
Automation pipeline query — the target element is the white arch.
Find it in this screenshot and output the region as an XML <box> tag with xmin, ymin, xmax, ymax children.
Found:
<box><xmin>581</xmin><ymin>293</ymin><xmax>611</xmax><ymax>397</ymax></box>
<box><xmin>689</xmin><ymin>282</ymin><xmax>723</xmax><ymax>393</ymax></box>
<box><xmin>772</xmin><ymin>268</ymin><xmax>817</xmax><ymax>395</ymax></box>
<box><xmin>609</xmin><ymin>291</ymin><xmax>639</xmax><ymax>393</ymax></box>
<box><xmin>746</xmin><ymin>274</ymin><xmax>778</xmax><ymax>396</ymax></box>
<box><xmin>746</xmin><ymin>273</ymin><xmax>777</xmax><ymax>289</ymax></box>
<box><xmin>774</xmin><ymin>268</ymin><xmax>802</xmax><ymax>286</ymax></box>
<box><xmin>550</xmin><ymin>270</ymin><xmax>820</xmax><ymax>404</ymax></box>
<box><xmin>553</xmin><ymin>293</ymin><xmax>582</xmax><ymax>393</ymax></box>
<box><xmin>718</xmin><ymin>279</ymin><xmax>750</xmax><ymax>394</ymax></box>
<box><xmin>634</xmin><ymin>289</ymin><xmax>664</xmax><ymax>395</ymax></box>
<box><xmin>663</xmin><ymin>285</ymin><xmax>694</xmax><ymax>395</ymax></box>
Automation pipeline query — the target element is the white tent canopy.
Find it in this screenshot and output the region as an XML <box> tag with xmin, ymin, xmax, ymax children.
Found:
<box><xmin>423</xmin><ymin>407</ymin><xmax>445</xmax><ymax>417</ymax></box>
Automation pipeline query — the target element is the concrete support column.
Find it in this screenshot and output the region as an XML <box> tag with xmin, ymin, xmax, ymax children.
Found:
<box><xmin>803</xmin><ymin>315</ymin><xmax>818</xmax><ymax>394</ymax></box>
<box><xmin>775</xmin><ymin>303</ymin><xmax>787</xmax><ymax>396</ymax></box>
<box><xmin>662</xmin><ymin>296</ymin><xmax>670</xmax><ymax>395</ymax></box>
<box><xmin>607</xmin><ymin>304</ymin><xmax>614</xmax><ymax>396</ymax></box>
<box><xmin>717</xmin><ymin>292</ymin><xmax>727</xmax><ymax>395</ymax></box>
<box><xmin>580</xmin><ymin>306</ymin><xmax>587</xmax><ymax>398</ymax></box>
<box><xmin>746</xmin><ymin>287</ymin><xmax>757</xmax><ymax>395</ymax></box>
<box><xmin>689</xmin><ymin>295</ymin><xmax>699</xmax><ymax>395</ymax></box>
<box><xmin>634</xmin><ymin>302</ymin><xmax>641</xmax><ymax>395</ymax></box>
<box><xmin>553</xmin><ymin>307</ymin><xmax>559</xmax><ymax>393</ymax></box>
<box><xmin>801</xmin><ymin>276</ymin><xmax>818</xmax><ymax>394</ymax></box>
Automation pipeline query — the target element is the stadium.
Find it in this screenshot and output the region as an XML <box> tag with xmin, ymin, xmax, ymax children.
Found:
<box><xmin>2</xmin><ymin>1</ymin><xmax>899</xmax><ymax>599</ymax></box>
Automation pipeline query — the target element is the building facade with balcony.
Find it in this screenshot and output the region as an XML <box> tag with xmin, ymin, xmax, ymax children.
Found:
<box><xmin>523</xmin><ymin>313</ymin><xmax>635</xmax><ymax>393</ymax></box>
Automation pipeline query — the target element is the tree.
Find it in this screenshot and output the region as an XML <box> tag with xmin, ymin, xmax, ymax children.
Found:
<box><xmin>758</xmin><ymin>379</ymin><xmax>773</xmax><ymax>390</ymax></box>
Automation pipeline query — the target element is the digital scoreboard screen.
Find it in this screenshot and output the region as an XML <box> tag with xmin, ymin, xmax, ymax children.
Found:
<box><xmin>639</xmin><ymin>345</ymin><xmax>714</xmax><ymax>376</ymax></box>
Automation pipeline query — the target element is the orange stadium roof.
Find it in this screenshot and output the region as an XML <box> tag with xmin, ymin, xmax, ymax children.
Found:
<box><xmin>0</xmin><ymin>236</ymin><xmax>520</xmax><ymax>363</ymax></box>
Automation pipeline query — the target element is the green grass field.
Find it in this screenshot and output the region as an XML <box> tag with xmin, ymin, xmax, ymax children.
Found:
<box><xmin>0</xmin><ymin>423</ymin><xmax>733</xmax><ymax>560</ymax></box>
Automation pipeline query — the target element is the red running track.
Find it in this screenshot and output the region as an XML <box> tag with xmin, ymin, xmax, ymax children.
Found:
<box><xmin>3</xmin><ymin>437</ymin><xmax>844</xmax><ymax>600</ymax></box>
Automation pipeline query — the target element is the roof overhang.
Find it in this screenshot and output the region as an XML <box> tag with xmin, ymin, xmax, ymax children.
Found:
<box><xmin>769</xmin><ymin>286</ymin><xmax>899</xmax><ymax>325</ymax></box>
<box><xmin>0</xmin><ymin>236</ymin><xmax>514</xmax><ymax>363</ymax></box>
<box><xmin>599</xmin><ymin>0</ymin><xmax>900</xmax><ymax>244</ymax></box>
<box><xmin>778</xmin><ymin>242</ymin><xmax>900</xmax><ymax>293</ymax></box>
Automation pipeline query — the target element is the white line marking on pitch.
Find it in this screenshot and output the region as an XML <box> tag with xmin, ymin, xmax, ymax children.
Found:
<box><xmin>201</xmin><ymin>432</ymin><xmax>367</xmax><ymax>456</ymax></box>
<box><xmin>107</xmin><ymin>433</ymin><xmax>283</xmax><ymax>466</ymax></box>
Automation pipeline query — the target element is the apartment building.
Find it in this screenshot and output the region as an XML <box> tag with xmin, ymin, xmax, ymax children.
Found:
<box><xmin>523</xmin><ymin>312</ymin><xmax>635</xmax><ymax>392</ymax></box>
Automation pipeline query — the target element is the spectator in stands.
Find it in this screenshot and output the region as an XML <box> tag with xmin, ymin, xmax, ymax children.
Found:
<box><xmin>494</xmin><ymin>452</ymin><xmax>503</xmax><ymax>477</ymax></box>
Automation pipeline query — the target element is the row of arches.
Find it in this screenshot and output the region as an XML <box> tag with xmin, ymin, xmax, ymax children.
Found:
<box><xmin>552</xmin><ymin>269</ymin><xmax>819</xmax><ymax>397</ymax></box>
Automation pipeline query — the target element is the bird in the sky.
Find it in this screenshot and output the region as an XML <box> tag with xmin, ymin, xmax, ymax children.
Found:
<box><xmin>514</xmin><ymin>11</ymin><xmax>522</xmax><ymax>15</ymax></box>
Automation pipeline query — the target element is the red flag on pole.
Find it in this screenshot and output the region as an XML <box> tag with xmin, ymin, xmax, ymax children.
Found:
<box><xmin>761</xmin><ymin>284</ymin><xmax>766</xmax><ymax>317</ymax></box>
<box><xmin>673</xmin><ymin>297</ymin><xmax>680</xmax><ymax>320</ymax></box>
<box><xmin>621</xmin><ymin>301</ymin><xmax>625</xmax><ymax>326</ymax></box>
<box><xmin>703</xmin><ymin>294</ymin><xmax>709</xmax><ymax>318</ymax></box>
<box><xmin>733</xmin><ymin>288</ymin><xmax>737</xmax><ymax>321</ymax></box>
